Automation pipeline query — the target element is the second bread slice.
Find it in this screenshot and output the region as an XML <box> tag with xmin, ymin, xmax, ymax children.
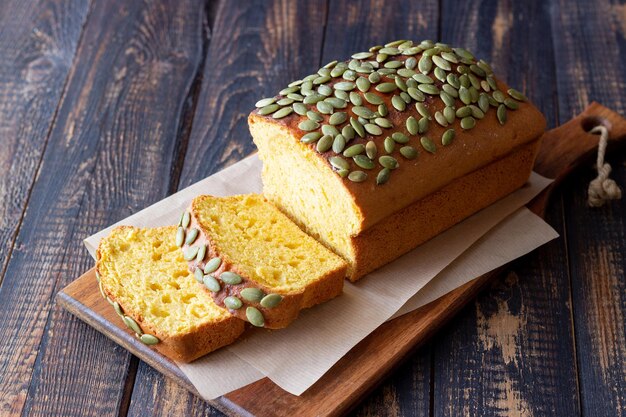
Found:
<box><xmin>178</xmin><ymin>194</ymin><xmax>347</xmax><ymax>329</ymax></box>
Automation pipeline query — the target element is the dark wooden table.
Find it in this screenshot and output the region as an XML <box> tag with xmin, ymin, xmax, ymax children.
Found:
<box><xmin>1</xmin><ymin>0</ymin><xmax>624</xmax><ymax>416</ymax></box>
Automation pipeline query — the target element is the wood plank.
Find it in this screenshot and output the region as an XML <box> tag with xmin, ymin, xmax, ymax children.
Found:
<box><xmin>318</xmin><ymin>1</ymin><xmax>439</xmax><ymax>414</ymax></box>
<box><xmin>551</xmin><ymin>0</ymin><xmax>626</xmax><ymax>415</ymax></box>
<box><xmin>0</xmin><ymin>0</ymin><xmax>90</xmax><ymax>284</ymax></box>
<box><xmin>126</xmin><ymin>1</ymin><xmax>329</xmax><ymax>415</ymax></box>
<box><xmin>432</xmin><ymin>1</ymin><xmax>581</xmax><ymax>415</ymax></box>
<box><xmin>0</xmin><ymin>1</ymin><xmax>207</xmax><ymax>416</ymax></box>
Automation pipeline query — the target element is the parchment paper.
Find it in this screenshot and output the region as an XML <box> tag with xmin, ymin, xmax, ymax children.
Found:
<box><xmin>84</xmin><ymin>155</ymin><xmax>557</xmax><ymax>399</ymax></box>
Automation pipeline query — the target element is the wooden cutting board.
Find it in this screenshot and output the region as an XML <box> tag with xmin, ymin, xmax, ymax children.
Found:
<box><xmin>57</xmin><ymin>103</ymin><xmax>626</xmax><ymax>417</ymax></box>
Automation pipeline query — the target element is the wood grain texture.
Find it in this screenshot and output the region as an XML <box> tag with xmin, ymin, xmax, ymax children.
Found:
<box><xmin>178</xmin><ymin>0</ymin><xmax>329</xmax><ymax>188</ymax></box>
<box><xmin>433</xmin><ymin>1</ymin><xmax>581</xmax><ymax>416</ymax></box>
<box><xmin>552</xmin><ymin>0</ymin><xmax>626</xmax><ymax>415</ymax></box>
<box><xmin>0</xmin><ymin>0</ymin><xmax>207</xmax><ymax>416</ymax></box>
<box><xmin>0</xmin><ymin>0</ymin><xmax>90</xmax><ymax>284</ymax></box>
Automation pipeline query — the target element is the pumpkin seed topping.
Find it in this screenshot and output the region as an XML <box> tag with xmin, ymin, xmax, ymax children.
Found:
<box><xmin>260</xmin><ymin>294</ymin><xmax>283</xmax><ymax>308</ymax></box>
<box><xmin>348</xmin><ymin>170</ymin><xmax>367</xmax><ymax>182</ymax></box>
<box><xmin>420</xmin><ymin>136</ymin><xmax>437</xmax><ymax>153</ymax></box>
<box><xmin>241</xmin><ymin>287</ymin><xmax>264</xmax><ymax>302</ymax></box>
<box><xmin>203</xmin><ymin>275</ymin><xmax>221</xmax><ymax>292</ymax></box>
<box><xmin>246</xmin><ymin>307</ymin><xmax>265</xmax><ymax>327</ymax></box>
<box><xmin>224</xmin><ymin>296</ymin><xmax>243</xmax><ymax>310</ymax></box>
<box><xmin>140</xmin><ymin>334</ymin><xmax>159</xmax><ymax>345</ymax></box>
<box><xmin>400</xmin><ymin>146</ymin><xmax>418</xmax><ymax>159</ymax></box>
<box><xmin>204</xmin><ymin>257</ymin><xmax>222</xmax><ymax>274</ymax></box>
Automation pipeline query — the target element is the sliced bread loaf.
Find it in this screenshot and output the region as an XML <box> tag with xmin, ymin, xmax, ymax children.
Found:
<box><xmin>96</xmin><ymin>226</ymin><xmax>245</xmax><ymax>362</ymax></box>
<box><xmin>177</xmin><ymin>194</ymin><xmax>347</xmax><ymax>329</ymax></box>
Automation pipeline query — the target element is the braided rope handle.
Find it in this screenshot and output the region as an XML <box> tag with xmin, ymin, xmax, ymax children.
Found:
<box><xmin>588</xmin><ymin>125</ymin><xmax>623</xmax><ymax>207</ymax></box>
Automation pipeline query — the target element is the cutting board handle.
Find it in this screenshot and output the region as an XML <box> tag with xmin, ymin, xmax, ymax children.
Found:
<box><xmin>534</xmin><ymin>102</ymin><xmax>626</xmax><ymax>182</ymax></box>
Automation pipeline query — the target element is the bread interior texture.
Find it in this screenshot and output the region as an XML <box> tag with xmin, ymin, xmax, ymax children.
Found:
<box><xmin>249</xmin><ymin>117</ymin><xmax>359</xmax><ymax>265</ymax></box>
<box><xmin>97</xmin><ymin>226</ymin><xmax>231</xmax><ymax>337</ymax></box>
<box><xmin>193</xmin><ymin>194</ymin><xmax>346</xmax><ymax>291</ymax></box>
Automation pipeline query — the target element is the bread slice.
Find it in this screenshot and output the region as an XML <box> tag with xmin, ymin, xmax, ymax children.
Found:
<box><xmin>96</xmin><ymin>226</ymin><xmax>245</xmax><ymax>362</ymax></box>
<box><xmin>178</xmin><ymin>194</ymin><xmax>347</xmax><ymax>329</ymax></box>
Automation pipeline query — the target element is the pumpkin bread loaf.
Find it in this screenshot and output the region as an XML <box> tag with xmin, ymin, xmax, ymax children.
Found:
<box><xmin>178</xmin><ymin>194</ymin><xmax>347</xmax><ymax>329</ymax></box>
<box><xmin>96</xmin><ymin>226</ymin><xmax>245</xmax><ymax>362</ymax></box>
<box><xmin>249</xmin><ymin>39</ymin><xmax>546</xmax><ymax>280</ymax></box>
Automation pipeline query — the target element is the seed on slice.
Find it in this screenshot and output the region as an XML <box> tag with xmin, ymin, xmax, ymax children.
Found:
<box><xmin>221</xmin><ymin>271</ymin><xmax>242</xmax><ymax>285</ymax></box>
<box><xmin>378</xmin><ymin>103</ymin><xmax>388</xmax><ymax>116</ymax></box>
<box><xmin>293</xmin><ymin>102</ymin><xmax>307</xmax><ymax>115</ymax></box>
<box><xmin>418</xmin><ymin>55</ymin><xmax>432</xmax><ymax>74</ymax></box>
<box><xmin>316</xmin><ymin>101</ymin><xmax>333</xmax><ymax>114</ymax></box>
<box><xmin>325</xmin><ymin>97</ymin><xmax>347</xmax><ymax>108</ymax></box>
<box><xmin>343</xmin><ymin>144</ymin><xmax>365</xmax><ymax>158</ymax></box>
<box><xmin>342</xmin><ymin>124</ymin><xmax>355</xmax><ymax>140</ymax></box>
<box><xmin>418</xmin><ymin>116</ymin><xmax>429</xmax><ymax>134</ymax></box>
<box><xmin>384</xmin><ymin>136</ymin><xmax>395</xmax><ymax>153</ymax></box>
<box><xmin>203</xmin><ymin>275</ymin><xmax>221</xmax><ymax>292</ymax></box>
<box><xmin>348</xmin><ymin>170</ymin><xmax>367</xmax><ymax>182</ymax></box>
<box><xmin>350</xmin><ymin>117</ymin><xmax>365</xmax><ymax>137</ymax></box>
<box><xmin>455</xmin><ymin>106</ymin><xmax>472</xmax><ymax>118</ymax></box>
<box><xmin>379</xmin><ymin>155</ymin><xmax>399</xmax><ymax>169</ymax></box>
<box><xmin>184</xmin><ymin>246</ymin><xmax>199</xmax><ymax>261</ymax></box>
<box><xmin>492</xmin><ymin>90</ymin><xmax>505</xmax><ymax>103</ymax></box>
<box><xmin>415</xmin><ymin>102</ymin><xmax>431</xmax><ymax>119</ymax></box>
<box><xmin>418</xmin><ymin>84</ymin><xmax>439</xmax><ymax>95</ymax></box>
<box><xmin>366</xmin><ymin>141</ymin><xmax>377</xmax><ymax>159</ymax></box>
<box><xmin>391</xmin><ymin>95</ymin><xmax>406</xmax><ymax>111</ymax></box>
<box><xmin>175</xmin><ymin>227</ymin><xmax>185</xmax><ymax>247</ymax></box>
<box><xmin>196</xmin><ymin>244</ymin><xmax>207</xmax><ymax>262</ymax></box>
<box><xmin>432</xmin><ymin>55</ymin><xmax>451</xmax><ymax>71</ymax></box>
<box><xmin>442</xmin><ymin>128</ymin><xmax>456</xmax><ymax>146</ymax></box>
<box><xmin>504</xmin><ymin>98</ymin><xmax>519</xmax><ymax>110</ymax></box>
<box><xmin>204</xmin><ymin>257</ymin><xmax>222</xmax><ymax>274</ymax></box>
<box><xmin>470</xmin><ymin>105</ymin><xmax>485</xmax><ymax>119</ymax></box>
<box><xmin>241</xmin><ymin>287</ymin><xmax>264</xmax><ymax>302</ymax></box>
<box><xmin>224</xmin><ymin>296</ymin><xmax>243</xmax><ymax>310</ymax></box>
<box><xmin>459</xmin><ymin>86</ymin><xmax>471</xmax><ymax>105</ymax></box>
<box><xmin>332</xmin><ymin>135</ymin><xmax>346</xmax><ymax>153</ymax></box>
<box><xmin>260</xmin><ymin>294</ymin><xmax>283</xmax><ymax>308</ymax></box>
<box><xmin>352</xmin><ymin>51</ymin><xmax>373</xmax><ymax>59</ymax></box>
<box><xmin>181</xmin><ymin>211</ymin><xmax>191</xmax><ymax>228</ymax></box>
<box><xmin>140</xmin><ymin>334</ymin><xmax>159</xmax><ymax>345</ymax></box>
<box><xmin>444</xmin><ymin>106</ymin><xmax>456</xmax><ymax>124</ymax></box>
<box><xmin>334</xmin><ymin>81</ymin><xmax>356</xmax><ymax>91</ymax></box>
<box><xmin>307</xmin><ymin>110</ymin><xmax>323</xmax><ymax>121</ymax></box>
<box><xmin>330</xmin><ymin>156</ymin><xmax>350</xmax><ymax>171</ymax></box>
<box><xmin>356</xmin><ymin>77</ymin><xmax>371</xmax><ymax>92</ymax></box>
<box><xmin>258</xmin><ymin>104</ymin><xmax>280</xmax><ymax>115</ymax></box>
<box><xmin>246</xmin><ymin>307</ymin><xmax>265</xmax><ymax>327</ymax></box>
<box><xmin>478</xmin><ymin>93</ymin><xmax>490</xmax><ymax>113</ymax></box>
<box><xmin>420</xmin><ymin>136</ymin><xmax>437</xmax><ymax>153</ymax></box>
<box><xmin>374</xmin><ymin>117</ymin><xmax>392</xmax><ymax>128</ymax></box>
<box><xmin>507</xmin><ymin>88</ymin><xmax>527</xmax><ymax>102</ymax></box>
<box><xmin>434</xmin><ymin>111</ymin><xmax>448</xmax><ymax>127</ymax></box>
<box><xmin>329</xmin><ymin>112</ymin><xmax>348</xmax><ymax>125</ymax></box>
<box><xmin>195</xmin><ymin>267</ymin><xmax>205</xmax><ymax>283</ymax></box>
<box><xmin>399</xmin><ymin>146</ymin><xmax>418</xmax><ymax>159</ymax></box>
<box><xmin>352</xmin><ymin>106</ymin><xmax>376</xmax><ymax>119</ymax></box>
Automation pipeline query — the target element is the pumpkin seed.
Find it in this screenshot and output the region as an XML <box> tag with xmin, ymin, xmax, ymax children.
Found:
<box><xmin>376</xmin><ymin>168</ymin><xmax>391</xmax><ymax>185</ymax></box>
<box><xmin>342</xmin><ymin>125</ymin><xmax>355</xmax><ymax>140</ymax></box>
<box><xmin>301</xmin><ymin>132</ymin><xmax>322</xmax><ymax>143</ymax></box>
<box><xmin>363</xmin><ymin>92</ymin><xmax>383</xmax><ymax>105</ymax></box>
<box><xmin>392</xmin><ymin>132</ymin><xmax>410</xmax><ymax>143</ymax></box>
<box><xmin>487</xmin><ymin>76</ymin><xmax>498</xmax><ymax>91</ymax></box>
<box><xmin>350</xmin><ymin>117</ymin><xmax>365</xmax><ymax>137</ymax></box>
<box><xmin>497</xmin><ymin>104</ymin><xmax>507</xmax><ymax>125</ymax></box>
<box><xmin>504</xmin><ymin>98</ymin><xmax>519</xmax><ymax>110</ymax></box>
<box><xmin>316</xmin><ymin>135</ymin><xmax>333</xmax><ymax>153</ymax></box>
<box><xmin>95</xmin><ymin>270</ymin><xmax>101</xmax><ymax>283</ymax></box>
<box><xmin>204</xmin><ymin>257</ymin><xmax>222</xmax><ymax>274</ymax></box>
<box><xmin>343</xmin><ymin>69</ymin><xmax>357</xmax><ymax>81</ymax></box>
<box><xmin>378</xmin><ymin>103</ymin><xmax>388</xmax><ymax>116</ymax></box>
<box><xmin>182</xmin><ymin>212</ymin><xmax>191</xmax><ymax>228</ymax></box>
<box><xmin>379</xmin><ymin>155</ymin><xmax>399</xmax><ymax>169</ymax></box>
<box><xmin>123</xmin><ymin>316</ymin><xmax>143</xmax><ymax>335</ymax></box>
<box><xmin>258</xmin><ymin>97</ymin><xmax>278</xmax><ymax>108</ymax></box>
<box><xmin>348</xmin><ymin>170</ymin><xmax>367</xmax><ymax>182</ymax></box>
<box><xmin>407</xmin><ymin>87</ymin><xmax>425</xmax><ymax>102</ymax></box>
<box><xmin>406</xmin><ymin>116</ymin><xmax>418</xmax><ymax>135</ymax></box>
<box><xmin>348</xmin><ymin>91</ymin><xmax>361</xmax><ymax>106</ymax></box>
<box><xmin>434</xmin><ymin>111</ymin><xmax>448</xmax><ymax>127</ymax></box>
<box><xmin>441</xmin><ymin>51</ymin><xmax>459</xmax><ymax>63</ymax></box>
<box><xmin>321</xmin><ymin>125</ymin><xmax>338</xmax><ymax>136</ymax></box>
<box><xmin>434</xmin><ymin>67</ymin><xmax>447</xmax><ymax>82</ymax></box>
<box><xmin>418</xmin><ymin>116</ymin><xmax>429</xmax><ymax>134</ymax></box>
<box><xmin>374</xmin><ymin>117</ymin><xmax>392</xmax><ymax>128</ymax></box>
<box><xmin>391</xmin><ymin>95</ymin><xmax>406</xmax><ymax>111</ymax></box>
<box><xmin>460</xmin><ymin>116</ymin><xmax>476</xmax><ymax>129</ymax></box>
<box><xmin>260</xmin><ymin>294</ymin><xmax>283</xmax><ymax>308</ymax></box>
<box><xmin>325</xmin><ymin>97</ymin><xmax>347</xmax><ymax>108</ymax></box>
<box><xmin>356</xmin><ymin>77</ymin><xmax>370</xmax><ymax>92</ymax></box>
<box><xmin>459</xmin><ymin>86</ymin><xmax>471</xmax><ymax>104</ymax></box>
<box><xmin>440</xmin><ymin>91</ymin><xmax>455</xmax><ymax>107</ymax></box>
<box><xmin>293</xmin><ymin>102</ymin><xmax>307</xmax><ymax>115</ymax></box>
<box><xmin>397</xmin><ymin>68</ymin><xmax>416</xmax><ymax>78</ymax></box>
<box><xmin>316</xmin><ymin>101</ymin><xmax>333</xmax><ymax>114</ymax></box>
<box><xmin>478</xmin><ymin>93</ymin><xmax>490</xmax><ymax>113</ymax></box>
<box><xmin>332</xmin><ymin>135</ymin><xmax>346</xmax><ymax>153</ymax></box>
<box><xmin>175</xmin><ymin>227</ymin><xmax>185</xmax><ymax>247</ymax></box>
<box><xmin>352</xmin><ymin>51</ymin><xmax>373</xmax><ymax>59</ymax></box>
<box><xmin>492</xmin><ymin>90</ymin><xmax>505</xmax><ymax>103</ymax></box>
<box><xmin>444</xmin><ymin>106</ymin><xmax>456</xmax><ymax>124</ymax></box>
<box><xmin>307</xmin><ymin>111</ymin><xmax>323</xmax><ymax>122</ymax></box>
<box><xmin>298</xmin><ymin>120</ymin><xmax>319</xmax><ymax>131</ymax></box>
<box><xmin>395</xmin><ymin>76</ymin><xmax>407</xmax><ymax>91</ymax></box>
<box><xmin>447</xmin><ymin>73</ymin><xmax>460</xmax><ymax>88</ymax></box>
<box><xmin>363</xmin><ymin>123</ymin><xmax>381</xmax><ymax>136</ymax></box>
<box><xmin>456</xmin><ymin>106</ymin><xmax>472</xmax><ymax>118</ymax></box>
<box><xmin>239</xmin><ymin>288</ymin><xmax>264</xmax><ymax>303</ymax></box>
<box><xmin>328</xmin><ymin>112</ymin><xmax>346</xmax><ymax>125</ymax></box>
<box><xmin>185</xmin><ymin>228</ymin><xmax>199</xmax><ymax>245</ymax></box>
<box><xmin>246</xmin><ymin>307</ymin><xmax>265</xmax><ymax>327</ymax></box>
<box><xmin>313</xmin><ymin>75</ymin><xmax>331</xmax><ymax>85</ymax></box>
<box><xmin>442</xmin><ymin>128</ymin><xmax>455</xmax><ymax>146</ymax></box>
<box><xmin>469</xmin><ymin>105</ymin><xmax>484</xmax><ymax>119</ymax></box>
<box><xmin>203</xmin><ymin>275</ymin><xmax>221</xmax><ymax>292</ymax></box>
<box><xmin>405</xmin><ymin>57</ymin><xmax>418</xmax><ymax>70</ymax></box>
<box><xmin>220</xmin><ymin>271</ymin><xmax>242</xmax><ymax>285</ymax></box>
<box><xmin>352</xmin><ymin>106</ymin><xmax>376</xmax><ymax>119</ymax></box>
<box><xmin>375</xmin><ymin>82</ymin><xmax>397</xmax><ymax>93</ymax></box>
<box><xmin>330</xmin><ymin>155</ymin><xmax>349</xmax><ymax>171</ymax></box>
<box><xmin>258</xmin><ymin>104</ymin><xmax>280</xmax><ymax>115</ymax></box>
<box><xmin>418</xmin><ymin>55</ymin><xmax>432</xmax><ymax>74</ymax></box>
<box><xmin>196</xmin><ymin>244</ymin><xmax>207</xmax><ymax>262</ymax></box>
<box><xmin>469</xmin><ymin>64</ymin><xmax>486</xmax><ymax>77</ymax></box>
<box><xmin>400</xmin><ymin>146</ymin><xmax>418</xmax><ymax>159</ymax></box>
<box><xmin>334</xmin><ymin>81</ymin><xmax>356</xmax><ymax>91</ymax></box>
<box><xmin>366</xmin><ymin>141</ymin><xmax>377</xmax><ymax>159</ymax></box>
<box><xmin>432</xmin><ymin>55</ymin><xmax>451</xmax><ymax>71</ymax></box>
<box><xmin>280</xmin><ymin>86</ymin><xmax>299</xmax><ymax>95</ymax></box>
<box><xmin>224</xmin><ymin>296</ymin><xmax>243</xmax><ymax>310</ymax></box>
<box><xmin>353</xmin><ymin>154</ymin><xmax>375</xmax><ymax>169</ymax></box>
<box><xmin>194</xmin><ymin>267</ymin><xmax>204</xmax><ymax>283</ymax></box>
<box><xmin>384</xmin><ymin>136</ymin><xmax>395</xmax><ymax>153</ymax></box>
<box><xmin>113</xmin><ymin>301</ymin><xmax>123</xmax><ymax>317</ymax></box>
<box><xmin>277</xmin><ymin>98</ymin><xmax>293</xmax><ymax>106</ymax></box>
<box><xmin>184</xmin><ymin>246</ymin><xmax>199</xmax><ymax>261</ymax></box>
<box><xmin>418</xmin><ymin>84</ymin><xmax>439</xmax><ymax>95</ymax></box>
<box><xmin>468</xmin><ymin>73</ymin><xmax>481</xmax><ymax>90</ymax></box>
<box><xmin>140</xmin><ymin>334</ymin><xmax>159</xmax><ymax>345</ymax></box>
<box><xmin>303</xmin><ymin>93</ymin><xmax>324</xmax><ymax>104</ymax></box>
<box><xmin>415</xmin><ymin>103</ymin><xmax>431</xmax><ymax>119</ymax></box>
<box><xmin>272</xmin><ymin>107</ymin><xmax>293</xmax><ymax>119</ymax></box>
<box><xmin>420</xmin><ymin>136</ymin><xmax>436</xmax><ymax>153</ymax></box>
